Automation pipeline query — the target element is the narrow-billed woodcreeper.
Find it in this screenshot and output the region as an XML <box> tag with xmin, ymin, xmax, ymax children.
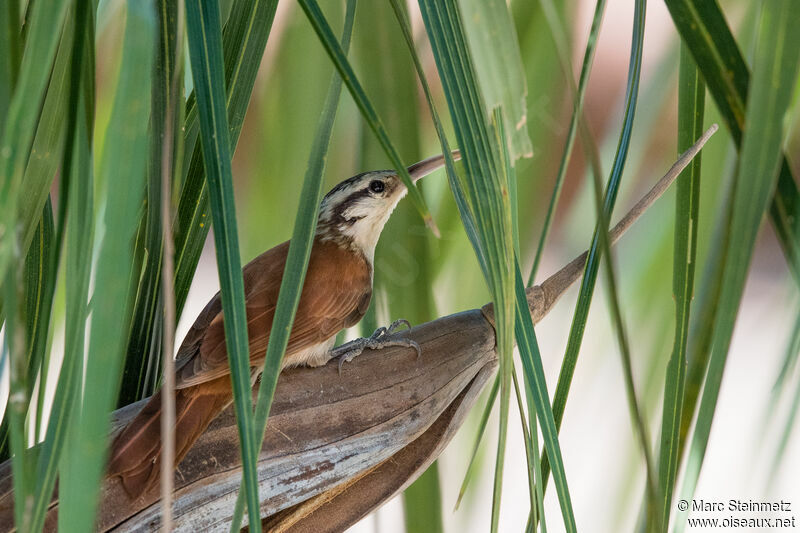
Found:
<box><xmin>107</xmin><ymin>153</ymin><xmax>457</xmax><ymax>497</ymax></box>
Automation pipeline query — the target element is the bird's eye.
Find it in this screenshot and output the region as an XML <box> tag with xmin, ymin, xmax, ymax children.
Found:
<box><xmin>369</xmin><ymin>180</ymin><xmax>385</xmax><ymax>194</ymax></box>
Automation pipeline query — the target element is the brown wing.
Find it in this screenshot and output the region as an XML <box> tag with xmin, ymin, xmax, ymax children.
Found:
<box><xmin>174</xmin><ymin>238</ymin><xmax>371</xmax><ymax>389</ymax></box>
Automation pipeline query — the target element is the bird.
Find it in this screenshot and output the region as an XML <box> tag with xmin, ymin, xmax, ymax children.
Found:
<box><xmin>107</xmin><ymin>152</ymin><xmax>458</xmax><ymax>498</ymax></box>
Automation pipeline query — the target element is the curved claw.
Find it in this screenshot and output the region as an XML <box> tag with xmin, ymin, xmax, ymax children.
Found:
<box><xmin>333</xmin><ymin>319</ymin><xmax>419</xmax><ymax>375</ymax></box>
<box><xmin>387</xmin><ymin>319</ymin><xmax>412</xmax><ymax>334</ymax></box>
<box><xmin>369</xmin><ymin>326</ymin><xmax>387</xmax><ymax>340</ymax></box>
<box><xmin>409</xmin><ymin>339</ymin><xmax>422</xmax><ymax>359</ymax></box>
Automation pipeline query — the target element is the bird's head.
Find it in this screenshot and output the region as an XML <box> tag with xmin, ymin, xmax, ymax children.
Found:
<box><xmin>316</xmin><ymin>151</ymin><xmax>459</xmax><ymax>263</ymax></box>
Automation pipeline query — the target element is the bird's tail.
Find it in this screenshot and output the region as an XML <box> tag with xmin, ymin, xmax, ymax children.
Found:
<box><xmin>107</xmin><ymin>382</ymin><xmax>231</xmax><ymax>498</ymax></box>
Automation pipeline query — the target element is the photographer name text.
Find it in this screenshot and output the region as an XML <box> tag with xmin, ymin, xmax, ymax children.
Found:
<box><xmin>690</xmin><ymin>499</ymin><xmax>792</xmax><ymax>513</ymax></box>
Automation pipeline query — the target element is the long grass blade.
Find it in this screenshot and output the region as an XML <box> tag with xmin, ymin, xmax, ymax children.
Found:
<box><xmin>0</xmin><ymin>0</ymin><xmax>69</xmax><ymax>287</ymax></box>
<box><xmin>511</xmin><ymin>369</ymin><xmax>545</xmax><ymax>533</ymax></box>
<box><xmin>173</xmin><ymin>0</ymin><xmax>279</xmax><ymax>319</ymax></box>
<box><xmin>386</xmin><ymin>5</ymin><xmax>499</xmax><ymax>517</ymax></box>
<box><xmin>664</xmin><ymin>0</ymin><xmax>800</xmax><ymax>285</ymax></box>
<box><xmin>513</xmin><ymin>262</ymin><xmax>576</xmax><ymax>532</ymax></box>
<box><xmin>413</xmin><ymin>0</ymin><xmax>531</xmax><ymax>529</ymax></box>
<box><xmin>766</xmin><ymin>308</ymin><xmax>800</xmax><ymax>480</ymax></box>
<box><xmin>351</xmin><ymin>2</ymin><xmax>445</xmax><ymax>527</ymax></box>
<box><xmin>545</xmin><ymin>0</ymin><xmax>646</xmax><ymax>486</ymax></box>
<box><xmin>0</xmin><ymin>202</ymin><xmax>51</xmax><ymax>459</ymax></box>
<box><xmin>117</xmin><ymin>0</ymin><xmax>186</xmax><ymax>406</ymax></box>
<box><xmin>0</xmin><ymin>0</ymin><xmax>21</xmax><ymax>138</ymax></box>
<box><xmin>50</xmin><ymin>6</ymin><xmax>96</xmax><ymax>522</ymax></box>
<box><xmin>298</xmin><ymin>0</ymin><xmax>437</xmax><ymax>235</ymax></box>
<box><xmin>15</xmin><ymin>15</ymin><xmax>79</xmax><ymax>264</ymax></box>
<box><xmin>516</xmin><ymin>352</ymin><xmax>548</xmax><ymax>533</ymax></box>
<box><xmin>527</xmin><ymin>373</ymin><xmax>547</xmax><ymax>533</ymax></box>
<box><xmin>30</xmin><ymin>25</ymin><xmax>95</xmax><ymax>434</ymax></box>
<box><xmin>484</xmin><ymin>107</ymin><xmax>513</xmax><ymax>533</ymax></box>
<box><xmin>588</xmin><ymin>133</ymin><xmax>659</xmax><ymax>532</ymax></box>
<box><xmin>22</xmin><ymin>200</ymin><xmax>55</xmax><ymax>440</ymax></box>
<box><xmin>228</xmin><ymin>2</ymin><xmax>357</xmax><ymax>530</ymax></box>
<box><xmin>492</xmin><ymin>349</ymin><xmax>511</xmax><ymax>533</ymax></box>
<box><xmin>459</xmin><ymin>0</ymin><xmax>532</xmax><ymax>160</ymax></box>
<box><xmin>676</xmin><ymin>133</ymin><xmax>731</xmax><ymax>477</ymax></box>
<box><xmin>527</xmin><ymin>0</ymin><xmax>606</xmax><ymax>285</ymax></box>
<box><xmin>119</xmin><ymin>0</ymin><xmax>279</xmax><ymax>406</ymax></box>
<box><xmin>655</xmin><ymin>44</ymin><xmax>705</xmax><ymax>532</ymax></box>
<box><xmin>3</xmin><ymin>239</ymin><xmax>29</xmax><ymax>532</ymax></box>
<box><xmin>455</xmin><ymin>376</ymin><xmax>498</xmax><ymax>510</ymax></box>
<box><xmin>3</xmin><ymin>274</ymin><xmax>28</xmax><ymax>532</ymax></box>
<box><xmin>61</xmin><ymin>3</ymin><xmax>154</xmax><ymax>530</ymax></box>
<box><xmin>386</xmin><ymin>0</ymin><xmax>478</xmax><ymax>263</ymax></box>
<box><xmin>674</xmin><ymin>4</ymin><xmax>800</xmax><ymax>530</ymax></box>
<box><xmin>55</xmin><ymin>108</ymin><xmax>94</xmax><ymax>532</ymax></box>
<box><xmin>403</xmin><ymin>467</ymin><xmax>444</xmax><ymax>533</ymax></box>
<box><xmin>184</xmin><ymin>0</ymin><xmax>262</xmax><ymax>529</ymax></box>
<box><xmin>26</xmin><ymin>0</ymin><xmax>94</xmax><ymax>528</ymax></box>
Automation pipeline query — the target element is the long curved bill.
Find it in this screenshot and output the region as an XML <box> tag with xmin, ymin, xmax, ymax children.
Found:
<box><xmin>408</xmin><ymin>150</ymin><xmax>462</xmax><ymax>183</ymax></box>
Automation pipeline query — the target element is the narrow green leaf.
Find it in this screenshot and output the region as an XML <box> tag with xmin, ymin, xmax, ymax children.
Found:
<box><xmin>525</xmin><ymin>370</ymin><xmax>547</xmax><ymax>533</ymax></box>
<box><xmin>511</xmin><ymin>369</ymin><xmax>544</xmax><ymax>533</ymax></box>
<box><xmin>0</xmin><ymin>199</ymin><xmax>55</xmax><ymax>462</ymax></box>
<box><xmin>352</xmin><ymin>2</ymin><xmax>444</xmax><ymax>527</ymax></box>
<box><xmin>656</xmin><ymin>44</ymin><xmax>705</xmax><ymax>531</ymax></box>
<box><xmin>527</xmin><ymin>0</ymin><xmax>606</xmax><ymax>285</ymax></box>
<box><xmin>675</xmin><ymin>4</ymin><xmax>800</xmax><ymax>530</ymax></box>
<box><xmin>3</xmin><ymin>255</ymin><xmax>29</xmax><ymax>530</ymax></box>
<box><xmin>676</xmin><ymin>190</ymin><xmax>731</xmax><ymax>464</ymax></box>
<box><xmin>664</xmin><ymin>0</ymin><xmax>800</xmax><ymax>285</ymax></box>
<box><xmin>298</xmin><ymin>0</ymin><xmax>437</xmax><ymax>234</ymax></box>
<box><xmin>42</xmin><ymin>83</ymin><xmax>94</xmax><ymax>533</ymax></box>
<box><xmin>488</xmin><ymin>109</ymin><xmax>513</xmax><ymax>533</ymax></box>
<box><xmin>16</xmin><ymin>17</ymin><xmax>75</xmax><ymax>261</ymax></box>
<box><xmin>415</xmin><ymin>0</ymin><xmax>536</xmax><ymax>528</ymax></box>
<box><xmin>34</xmin><ymin>9</ymin><xmax>95</xmax><ymax>527</ymax></box>
<box><xmin>63</xmin><ymin>3</ymin><xmax>153</xmax><ymax>529</ymax></box>
<box><xmin>771</xmin><ymin>307</ymin><xmax>800</xmax><ymax>400</ymax></box>
<box><xmin>403</xmin><ymin>468</ymin><xmax>445</xmax><ymax>533</ymax></box>
<box><xmin>458</xmin><ymin>0</ymin><xmax>532</xmax><ymax>160</ymax></box>
<box><xmin>0</xmin><ymin>0</ymin><xmax>70</xmax><ymax>287</ymax></box>
<box><xmin>0</xmin><ymin>0</ymin><xmax>21</xmax><ymax>126</ymax></box>
<box><xmin>587</xmin><ymin>127</ymin><xmax>659</xmax><ymax>532</ymax></box>
<box><xmin>22</xmin><ymin>200</ymin><xmax>55</xmax><ymax>427</ymax></box>
<box><xmin>546</xmin><ymin>0</ymin><xmax>646</xmax><ymax>484</ymax></box>
<box><xmin>455</xmin><ymin>376</ymin><xmax>498</xmax><ymax>510</ymax></box>
<box><xmin>492</xmin><ymin>348</ymin><xmax>511</xmax><ymax>533</ymax></box>
<box><xmin>173</xmin><ymin>0</ymin><xmax>279</xmax><ymax>320</ymax></box>
<box><xmin>513</xmin><ymin>262</ymin><xmax>576</xmax><ymax>532</ymax></box>
<box><xmin>386</xmin><ymin>0</ymin><xmax>479</xmax><ymax>267</ymax></box>
<box><xmin>55</xmin><ymin>95</ymin><xmax>94</xmax><ymax>532</ymax></box>
<box><xmin>184</xmin><ymin>0</ymin><xmax>260</xmax><ymax>529</ymax></box>
<box><xmin>228</xmin><ymin>2</ymin><xmax>356</xmax><ymax>529</ymax></box>
<box><xmin>767</xmin><ymin>311</ymin><xmax>800</xmax><ymax>479</ymax></box>
<box><xmin>118</xmin><ymin>0</ymin><xmax>184</xmax><ymax>406</ymax></box>
<box><xmin>10</xmin><ymin>2</ymin><xmax>93</xmax><ymax>528</ymax></box>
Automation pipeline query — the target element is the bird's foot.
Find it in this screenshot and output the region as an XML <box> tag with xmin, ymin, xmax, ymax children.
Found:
<box><xmin>332</xmin><ymin>319</ymin><xmax>421</xmax><ymax>373</ymax></box>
